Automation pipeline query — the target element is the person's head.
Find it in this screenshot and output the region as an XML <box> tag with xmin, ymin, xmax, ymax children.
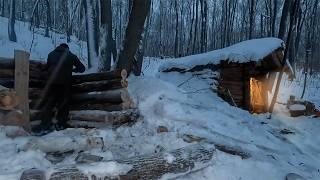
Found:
<box><xmin>59</xmin><ymin>43</ymin><xmax>69</xmax><ymax>49</ymax></box>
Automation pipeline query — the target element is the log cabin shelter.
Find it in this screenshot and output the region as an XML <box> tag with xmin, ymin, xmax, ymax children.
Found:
<box><xmin>217</xmin><ymin>47</ymin><xmax>287</xmax><ymax>113</ymax></box>
<box><xmin>160</xmin><ymin>38</ymin><xmax>292</xmax><ymax>114</ymax></box>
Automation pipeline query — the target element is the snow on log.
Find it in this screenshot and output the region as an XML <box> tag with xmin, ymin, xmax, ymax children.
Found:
<box><xmin>20</xmin><ymin>135</ymin><xmax>104</xmax><ymax>153</ymax></box>
<box><xmin>71</xmin><ymin>79</ymin><xmax>128</xmax><ymax>93</ymax></box>
<box><xmin>159</xmin><ymin>38</ymin><xmax>284</xmax><ymax>72</ymax></box>
<box><xmin>41</xmin><ymin>143</ymin><xmax>215</xmax><ymax>180</ymax></box>
<box><xmin>72</xmin><ymin>69</ymin><xmax>128</xmax><ymax>84</ymax></box>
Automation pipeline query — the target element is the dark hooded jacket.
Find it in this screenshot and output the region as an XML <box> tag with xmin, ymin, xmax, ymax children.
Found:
<box><xmin>46</xmin><ymin>45</ymin><xmax>85</xmax><ymax>85</ymax></box>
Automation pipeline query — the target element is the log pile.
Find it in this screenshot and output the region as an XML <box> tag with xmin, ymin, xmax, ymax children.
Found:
<box><xmin>0</xmin><ymin>58</ymin><xmax>138</xmax><ymax>128</ymax></box>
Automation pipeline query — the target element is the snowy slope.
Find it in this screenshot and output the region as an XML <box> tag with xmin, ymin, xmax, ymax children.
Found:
<box><xmin>159</xmin><ymin>37</ymin><xmax>284</xmax><ymax>72</ymax></box>
<box><xmin>0</xmin><ymin>17</ymin><xmax>88</xmax><ymax>66</ymax></box>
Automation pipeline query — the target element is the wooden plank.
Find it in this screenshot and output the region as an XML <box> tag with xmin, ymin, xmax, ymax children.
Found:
<box><xmin>14</xmin><ymin>50</ymin><xmax>31</xmax><ymax>132</ymax></box>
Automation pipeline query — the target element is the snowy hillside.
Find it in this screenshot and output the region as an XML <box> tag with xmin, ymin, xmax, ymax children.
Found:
<box><xmin>0</xmin><ymin>17</ymin><xmax>320</xmax><ymax>180</ymax></box>
<box><xmin>0</xmin><ymin>17</ymin><xmax>88</xmax><ymax>66</ymax></box>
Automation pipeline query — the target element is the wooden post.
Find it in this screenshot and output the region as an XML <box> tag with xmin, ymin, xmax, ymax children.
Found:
<box><xmin>14</xmin><ymin>50</ymin><xmax>31</xmax><ymax>132</ymax></box>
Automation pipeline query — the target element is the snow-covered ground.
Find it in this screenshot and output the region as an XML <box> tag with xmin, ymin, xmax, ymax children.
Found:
<box><xmin>0</xmin><ymin>17</ymin><xmax>88</xmax><ymax>67</ymax></box>
<box><xmin>1</xmin><ymin>17</ymin><xmax>320</xmax><ymax>180</ymax></box>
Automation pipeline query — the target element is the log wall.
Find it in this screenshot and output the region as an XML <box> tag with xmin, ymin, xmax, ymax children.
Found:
<box><xmin>218</xmin><ymin>61</ymin><xmax>269</xmax><ymax>113</ymax></box>
<box><xmin>0</xmin><ymin>58</ymin><xmax>137</xmax><ymax>128</ymax></box>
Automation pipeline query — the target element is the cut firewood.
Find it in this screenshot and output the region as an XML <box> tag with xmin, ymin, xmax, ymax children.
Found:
<box><xmin>72</xmin><ymin>79</ymin><xmax>128</xmax><ymax>93</ymax></box>
<box><xmin>22</xmin><ymin>143</ymin><xmax>215</xmax><ymax>180</ymax></box>
<box><xmin>0</xmin><ymin>58</ymin><xmax>46</xmax><ymax>69</ymax></box>
<box><xmin>20</xmin><ymin>136</ymin><xmax>104</xmax><ymax>153</ymax></box>
<box><xmin>0</xmin><ymin>89</ymin><xmax>19</xmax><ymax>110</ymax></box>
<box><xmin>72</xmin><ymin>69</ymin><xmax>128</xmax><ymax>84</ymax></box>
<box><xmin>68</xmin><ymin>109</ymin><xmax>139</xmax><ymax>128</ymax></box>
<box><xmin>71</xmin><ymin>88</ymin><xmax>131</xmax><ymax>104</ymax></box>
<box><xmin>70</xmin><ymin>102</ymin><xmax>132</xmax><ymax>112</ymax></box>
<box><xmin>69</xmin><ymin>109</ymin><xmax>139</xmax><ymax>123</ymax></box>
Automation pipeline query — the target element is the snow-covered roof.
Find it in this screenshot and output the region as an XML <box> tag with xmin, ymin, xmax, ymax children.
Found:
<box><xmin>160</xmin><ymin>38</ymin><xmax>284</xmax><ymax>72</ymax></box>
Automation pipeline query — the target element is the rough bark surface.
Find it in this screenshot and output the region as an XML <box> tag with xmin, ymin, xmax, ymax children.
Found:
<box><xmin>117</xmin><ymin>0</ymin><xmax>151</xmax><ymax>73</ymax></box>
<box><xmin>45</xmin><ymin>143</ymin><xmax>215</xmax><ymax>180</ymax></box>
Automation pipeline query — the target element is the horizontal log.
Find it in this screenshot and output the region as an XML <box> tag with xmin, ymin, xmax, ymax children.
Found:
<box><xmin>71</xmin><ymin>89</ymin><xmax>131</xmax><ymax>104</ymax></box>
<box><xmin>69</xmin><ymin>109</ymin><xmax>139</xmax><ymax>123</ymax></box>
<box><xmin>72</xmin><ymin>79</ymin><xmax>128</xmax><ymax>93</ymax></box>
<box><xmin>0</xmin><ymin>68</ymin><xmax>47</xmax><ymax>80</ymax></box>
<box><xmin>20</xmin><ymin>136</ymin><xmax>104</xmax><ymax>153</ymax></box>
<box><xmin>72</xmin><ymin>69</ymin><xmax>128</xmax><ymax>84</ymax></box>
<box><xmin>31</xmin><ymin>109</ymin><xmax>139</xmax><ymax>125</ymax></box>
<box><xmin>0</xmin><ymin>58</ymin><xmax>46</xmax><ymax>69</ymax></box>
<box><xmin>0</xmin><ymin>79</ymin><xmax>46</xmax><ymax>89</ymax></box>
<box><xmin>45</xmin><ymin>143</ymin><xmax>215</xmax><ymax>180</ymax></box>
<box><xmin>69</xmin><ymin>102</ymin><xmax>132</xmax><ymax>112</ymax></box>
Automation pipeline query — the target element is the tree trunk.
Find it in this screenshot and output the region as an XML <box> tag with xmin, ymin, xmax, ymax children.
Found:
<box><xmin>100</xmin><ymin>0</ymin><xmax>113</xmax><ymax>71</ymax></box>
<box><xmin>44</xmin><ymin>0</ymin><xmax>51</xmax><ymax>37</ymax></box>
<box><xmin>44</xmin><ymin>143</ymin><xmax>215</xmax><ymax>180</ymax></box>
<box><xmin>117</xmin><ymin>0</ymin><xmax>151</xmax><ymax>74</ymax></box>
<box><xmin>8</xmin><ymin>0</ymin><xmax>17</xmax><ymax>42</ymax></box>
<box><xmin>269</xmin><ymin>0</ymin><xmax>300</xmax><ymax>116</ymax></box>
<box><xmin>192</xmin><ymin>0</ymin><xmax>199</xmax><ymax>53</ymax></box>
<box><xmin>271</xmin><ymin>0</ymin><xmax>277</xmax><ymax>37</ymax></box>
<box><xmin>174</xmin><ymin>0</ymin><xmax>179</xmax><ymax>57</ymax></box>
<box><xmin>249</xmin><ymin>0</ymin><xmax>255</xmax><ymax>39</ymax></box>
<box><xmin>83</xmin><ymin>0</ymin><xmax>98</xmax><ymax>68</ymax></box>
<box><xmin>278</xmin><ymin>0</ymin><xmax>292</xmax><ymax>39</ymax></box>
<box><xmin>0</xmin><ymin>0</ymin><xmax>4</xmax><ymax>17</ymax></box>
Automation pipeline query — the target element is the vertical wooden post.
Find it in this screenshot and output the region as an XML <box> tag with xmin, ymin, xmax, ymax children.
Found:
<box><xmin>14</xmin><ymin>50</ymin><xmax>31</xmax><ymax>132</ymax></box>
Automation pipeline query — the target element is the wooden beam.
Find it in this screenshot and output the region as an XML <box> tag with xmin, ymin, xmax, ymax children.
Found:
<box><xmin>14</xmin><ymin>50</ymin><xmax>31</xmax><ymax>132</ymax></box>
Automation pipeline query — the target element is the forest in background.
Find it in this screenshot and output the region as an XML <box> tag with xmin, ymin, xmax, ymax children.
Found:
<box><xmin>1</xmin><ymin>0</ymin><xmax>320</xmax><ymax>74</ymax></box>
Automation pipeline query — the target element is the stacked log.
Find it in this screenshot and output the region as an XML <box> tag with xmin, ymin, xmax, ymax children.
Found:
<box><xmin>0</xmin><ymin>59</ymin><xmax>137</xmax><ymax>128</ymax></box>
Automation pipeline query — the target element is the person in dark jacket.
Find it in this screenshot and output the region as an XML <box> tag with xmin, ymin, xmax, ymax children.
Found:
<box><xmin>34</xmin><ymin>43</ymin><xmax>85</xmax><ymax>133</ymax></box>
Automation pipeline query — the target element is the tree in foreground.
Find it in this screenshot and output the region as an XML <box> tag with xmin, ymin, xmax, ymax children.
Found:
<box><xmin>8</xmin><ymin>0</ymin><xmax>17</xmax><ymax>42</ymax></box>
<box><xmin>117</xmin><ymin>0</ymin><xmax>151</xmax><ymax>75</ymax></box>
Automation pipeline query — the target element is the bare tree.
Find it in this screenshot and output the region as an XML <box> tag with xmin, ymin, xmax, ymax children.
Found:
<box><xmin>8</xmin><ymin>0</ymin><xmax>17</xmax><ymax>42</ymax></box>
<box><xmin>174</xmin><ymin>0</ymin><xmax>179</xmax><ymax>57</ymax></box>
<box><xmin>100</xmin><ymin>0</ymin><xmax>113</xmax><ymax>71</ymax></box>
<box><xmin>0</xmin><ymin>0</ymin><xmax>4</xmax><ymax>17</ymax></box>
<box><xmin>248</xmin><ymin>0</ymin><xmax>256</xmax><ymax>39</ymax></box>
<box><xmin>83</xmin><ymin>0</ymin><xmax>98</xmax><ymax>68</ymax></box>
<box><xmin>117</xmin><ymin>0</ymin><xmax>151</xmax><ymax>74</ymax></box>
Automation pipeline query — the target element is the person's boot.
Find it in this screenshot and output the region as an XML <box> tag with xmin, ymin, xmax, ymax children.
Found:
<box><xmin>31</xmin><ymin>122</ymin><xmax>54</xmax><ymax>136</ymax></box>
<box><xmin>55</xmin><ymin>122</ymin><xmax>72</xmax><ymax>131</ymax></box>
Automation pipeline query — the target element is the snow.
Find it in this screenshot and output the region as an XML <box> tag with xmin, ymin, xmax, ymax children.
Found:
<box><xmin>0</xmin><ymin>16</ymin><xmax>90</xmax><ymax>69</ymax></box>
<box><xmin>77</xmin><ymin>161</ymin><xmax>132</xmax><ymax>177</ymax></box>
<box><xmin>0</xmin><ymin>17</ymin><xmax>320</xmax><ymax>179</ymax></box>
<box><xmin>163</xmin><ymin>153</ymin><xmax>176</xmax><ymax>163</ymax></box>
<box><xmin>159</xmin><ymin>37</ymin><xmax>284</xmax><ymax>72</ymax></box>
<box><xmin>289</xmin><ymin>104</ymin><xmax>306</xmax><ymax>111</ymax></box>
